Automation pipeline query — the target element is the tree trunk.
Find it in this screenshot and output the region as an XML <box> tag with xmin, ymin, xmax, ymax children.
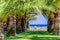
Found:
<box><xmin>47</xmin><ymin>11</ymin><xmax>55</xmax><ymax>33</ymax></box>
<box><xmin>21</xmin><ymin>17</ymin><xmax>26</xmax><ymax>32</ymax></box>
<box><xmin>21</xmin><ymin>13</ymin><xmax>27</xmax><ymax>32</ymax></box>
<box><xmin>26</xmin><ymin>21</ymin><xmax>29</xmax><ymax>29</ymax></box>
<box><xmin>47</xmin><ymin>18</ymin><xmax>54</xmax><ymax>33</ymax></box>
<box><xmin>16</xmin><ymin>15</ymin><xmax>27</xmax><ymax>33</ymax></box>
<box><xmin>6</xmin><ymin>16</ymin><xmax>16</xmax><ymax>36</ymax></box>
<box><xmin>0</xmin><ymin>23</ymin><xmax>4</xmax><ymax>40</ymax></box>
<box><xmin>53</xmin><ymin>10</ymin><xmax>60</xmax><ymax>35</ymax></box>
<box><xmin>16</xmin><ymin>16</ymin><xmax>22</xmax><ymax>33</ymax></box>
<box><xmin>47</xmin><ymin>18</ymin><xmax>52</xmax><ymax>33</ymax></box>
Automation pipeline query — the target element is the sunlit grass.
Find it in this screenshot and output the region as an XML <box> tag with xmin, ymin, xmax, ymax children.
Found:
<box><xmin>5</xmin><ymin>30</ymin><xmax>60</xmax><ymax>40</ymax></box>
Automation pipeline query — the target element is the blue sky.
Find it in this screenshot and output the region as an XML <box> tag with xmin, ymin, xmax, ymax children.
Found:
<box><xmin>29</xmin><ymin>14</ymin><xmax>48</xmax><ymax>26</ymax></box>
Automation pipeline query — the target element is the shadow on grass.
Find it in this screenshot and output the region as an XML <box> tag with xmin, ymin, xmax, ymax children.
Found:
<box><xmin>5</xmin><ymin>31</ymin><xmax>57</xmax><ymax>40</ymax></box>
<box><xmin>30</xmin><ymin>36</ymin><xmax>60</xmax><ymax>40</ymax></box>
<box><xmin>20</xmin><ymin>31</ymin><xmax>51</xmax><ymax>35</ymax></box>
<box><xmin>8</xmin><ymin>37</ymin><xmax>23</xmax><ymax>39</ymax></box>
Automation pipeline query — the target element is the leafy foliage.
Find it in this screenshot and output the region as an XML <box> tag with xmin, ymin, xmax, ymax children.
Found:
<box><xmin>0</xmin><ymin>0</ymin><xmax>60</xmax><ymax>22</ymax></box>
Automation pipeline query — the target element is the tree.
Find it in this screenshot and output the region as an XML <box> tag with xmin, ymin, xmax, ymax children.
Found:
<box><xmin>0</xmin><ymin>0</ymin><xmax>60</xmax><ymax>36</ymax></box>
<box><xmin>42</xmin><ymin>0</ymin><xmax>60</xmax><ymax>35</ymax></box>
<box><xmin>42</xmin><ymin>9</ymin><xmax>55</xmax><ymax>33</ymax></box>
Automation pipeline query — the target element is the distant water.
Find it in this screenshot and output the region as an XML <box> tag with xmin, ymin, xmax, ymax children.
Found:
<box><xmin>29</xmin><ymin>24</ymin><xmax>47</xmax><ymax>27</ymax></box>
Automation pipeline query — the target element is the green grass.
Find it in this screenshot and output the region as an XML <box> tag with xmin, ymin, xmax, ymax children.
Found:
<box><xmin>5</xmin><ymin>30</ymin><xmax>60</xmax><ymax>40</ymax></box>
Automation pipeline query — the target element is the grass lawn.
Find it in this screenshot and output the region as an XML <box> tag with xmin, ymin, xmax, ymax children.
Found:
<box><xmin>5</xmin><ymin>30</ymin><xmax>60</xmax><ymax>40</ymax></box>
